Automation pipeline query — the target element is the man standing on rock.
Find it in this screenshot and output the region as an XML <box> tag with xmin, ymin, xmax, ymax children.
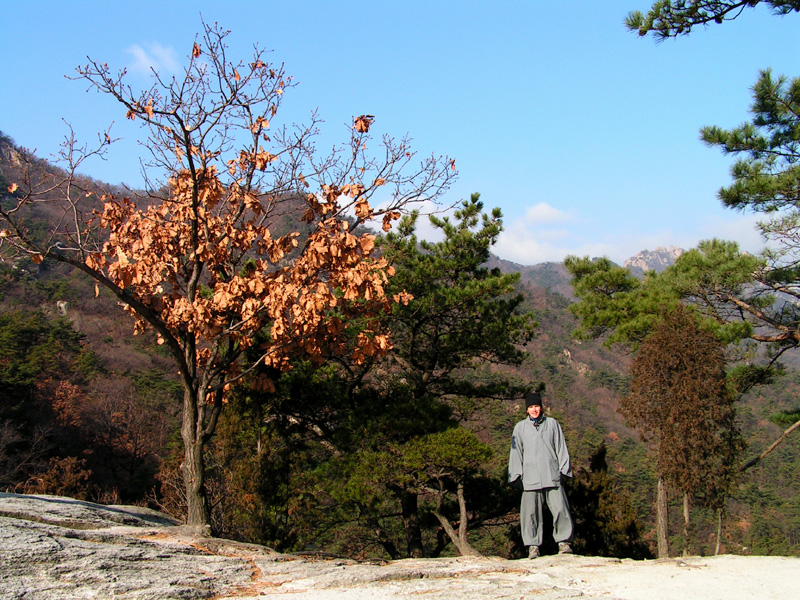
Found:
<box><xmin>508</xmin><ymin>391</ymin><xmax>573</xmax><ymax>558</ymax></box>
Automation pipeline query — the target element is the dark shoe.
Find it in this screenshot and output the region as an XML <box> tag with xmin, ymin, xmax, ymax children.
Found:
<box><xmin>528</xmin><ymin>545</ymin><xmax>540</xmax><ymax>559</ymax></box>
<box><xmin>558</xmin><ymin>542</ymin><xmax>573</xmax><ymax>555</ymax></box>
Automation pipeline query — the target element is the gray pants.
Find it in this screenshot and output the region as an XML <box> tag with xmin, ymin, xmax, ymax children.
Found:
<box><xmin>520</xmin><ymin>486</ymin><xmax>573</xmax><ymax>547</ymax></box>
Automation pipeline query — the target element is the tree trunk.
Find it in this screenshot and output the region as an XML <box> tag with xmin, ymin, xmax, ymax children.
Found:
<box><xmin>656</xmin><ymin>477</ymin><xmax>669</xmax><ymax>558</ymax></box>
<box><xmin>741</xmin><ymin>417</ymin><xmax>800</xmax><ymax>472</ymax></box>
<box><xmin>682</xmin><ymin>493</ymin><xmax>690</xmax><ymax>557</ymax></box>
<box><xmin>457</xmin><ymin>482</ymin><xmax>469</xmax><ymax>545</ymax></box>
<box><xmin>715</xmin><ymin>507</ymin><xmax>722</xmax><ymax>556</ymax></box>
<box><xmin>369</xmin><ymin>519</ymin><xmax>401</xmax><ymax>560</ymax></box>
<box><xmin>431</xmin><ymin>508</ymin><xmax>480</xmax><ymax>556</ymax></box>
<box><xmin>400</xmin><ymin>490</ymin><xmax>425</xmax><ymax>558</ymax></box>
<box><xmin>430</xmin><ymin>526</ymin><xmax>448</xmax><ymax>558</ymax></box>
<box><xmin>430</xmin><ymin>481</ymin><xmax>480</xmax><ymax>557</ymax></box>
<box><xmin>180</xmin><ymin>388</ymin><xmax>210</xmax><ymax>529</ymax></box>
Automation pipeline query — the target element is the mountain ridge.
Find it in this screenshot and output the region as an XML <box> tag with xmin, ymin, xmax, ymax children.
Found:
<box><xmin>486</xmin><ymin>245</ymin><xmax>685</xmax><ymax>299</ymax></box>
<box><xmin>3</xmin><ymin>132</ymin><xmax>799</xmax><ymax>559</ymax></box>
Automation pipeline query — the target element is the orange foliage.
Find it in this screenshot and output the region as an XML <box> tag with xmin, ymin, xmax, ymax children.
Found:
<box><xmin>52</xmin><ymin>381</ymin><xmax>85</xmax><ymax>429</ymax></box>
<box><xmin>87</xmin><ymin>164</ymin><xmax>396</xmax><ymax>398</ymax></box>
<box><xmin>26</xmin><ymin>456</ymin><xmax>93</xmax><ymax>500</ymax></box>
<box><xmin>0</xmin><ymin>21</ymin><xmax>457</xmax><ymax>526</ymax></box>
<box><xmin>353</xmin><ymin>115</ymin><xmax>374</xmax><ymax>133</ymax></box>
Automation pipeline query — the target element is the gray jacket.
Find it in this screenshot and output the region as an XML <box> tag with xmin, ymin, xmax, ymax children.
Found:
<box><xmin>508</xmin><ymin>416</ymin><xmax>572</xmax><ymax>491</ymax></box>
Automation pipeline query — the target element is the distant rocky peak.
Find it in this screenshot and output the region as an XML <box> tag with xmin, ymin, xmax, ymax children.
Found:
<box><xmin>0</xmin><ymin>134</ymin><xmax>22</xmax><ymax>166</ymax></box>
<box><xmin>622</xmin><ymin>245</ymin><xmax>684</xmax><ymax>275</ymax></box>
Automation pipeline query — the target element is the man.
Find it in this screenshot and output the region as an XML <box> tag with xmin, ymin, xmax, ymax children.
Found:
<box><xmin>508</xmin><ymin>391</ymin><xmax>573</xmax><ymax>558</ymax></box>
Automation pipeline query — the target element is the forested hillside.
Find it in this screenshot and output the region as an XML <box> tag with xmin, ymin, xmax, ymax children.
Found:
<box><xmin>2</xmin><ymin>123</ymin><xmax>799</xmax><ymax>560</ymax></box>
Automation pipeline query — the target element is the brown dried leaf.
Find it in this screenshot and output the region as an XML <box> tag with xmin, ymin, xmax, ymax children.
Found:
<box><xmin>354</xmin><ymin>199</ymin><xmax>372</xmax><ymax>219</ymax></box>
<box><xmin>354</xmin><ymin>115</ymin><xmax>374</xmax><ymax>133</ymax></box>
<box><xmin>254</xmin><ymin>150</ymin><xmax>274</xmax><ymax>171</ymax></box>
<box><xmin>251</xmin><ymin>116</ymin><xmax>269</xmax><ymax>133</ymax></box>
<box><xmin>393</xmin><ymin>291</ymin><xmax>413</xmax><ymax>305</ymax></box>
<box><xmin>382</xmin><ymin>211</ymin><xmax>400</xmax><ymax>232</ymax></box>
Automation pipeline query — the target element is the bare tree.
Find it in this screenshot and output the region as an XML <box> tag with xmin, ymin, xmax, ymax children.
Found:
<box><xmin>0</xmin><ymin>22</ymin><xmax>455</xmax><ymax>528</ymax></box>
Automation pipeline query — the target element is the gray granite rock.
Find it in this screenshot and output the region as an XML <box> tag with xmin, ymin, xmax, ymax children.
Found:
<box><xmin>0</xmin><ymin>493</ymin><xmax>273</xmax><ymax>599</ymax></box>
<box><xmin>2</xmin><ymin>492</ymin><xmax>798</xmax><ymax>600</ymax></box>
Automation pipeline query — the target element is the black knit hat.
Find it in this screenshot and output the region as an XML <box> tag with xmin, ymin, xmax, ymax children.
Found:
<box><xmin>524</xmin><ymin>392</ymin><xmax>542</xmax><ymax>408</ymax></box>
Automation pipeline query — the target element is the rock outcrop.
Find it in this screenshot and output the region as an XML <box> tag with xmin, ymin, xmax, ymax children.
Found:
<box><xmin>623</xmin><ymin>245</ymin><xmax>685</xmax><ymax>276</ymax></box>
<box><xmin>1</xmin><ymin>492</ymin><xmax>798</xmax><ymax>600</ymax></box>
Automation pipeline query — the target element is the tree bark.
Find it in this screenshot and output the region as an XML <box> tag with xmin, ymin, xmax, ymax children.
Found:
<box><xmin>682</xmin><ymin>493</ymin><xmax>690</xmax><ymax>557</ymax></box>
<box><xmin>430</xmin><ymin>481</ymin><xmax>480</xmax><ymax>557</ymax></box>
<box><xmin>400</xmin><ymin>490</ymin><xmax>425</xmax><ymax>558</ymax></box>
<box><xmin>431</xmin><ymin>508</ymin><xmax>480</xmax><ymax>556</ymax></box>
<box><xmin>430</xmin><ymin>527</ymin><xmax>448</xmax><ymax>558</ymax></box>
<box><xmin>369</xmin><ymin>519</ymin><xmax>401</xmax><ymax>560</ymax></box>
<box><xmin>180</xmin><ymin>388</ymin><xmax>210</xmax><ymax>530</ymax></box>
<box><xmin>741</xmin><ymin>417</ymin><xmax>800</xmax><ymax>472</ymax></box>
<box><xmin>457</xmin><ymin>482</ymin><xmax>470</xmax><ymax>548</ymax></box>
<box><xmin>656</xmin><ymin>477</ymin><xmax>669</xmax><ymax>558</ymax></box>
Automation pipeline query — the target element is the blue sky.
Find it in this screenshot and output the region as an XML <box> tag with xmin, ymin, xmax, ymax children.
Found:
<box><xmin>2</xmin><ymin>1</ymin><xmax>799</xmax><ymax>264</ymax></box>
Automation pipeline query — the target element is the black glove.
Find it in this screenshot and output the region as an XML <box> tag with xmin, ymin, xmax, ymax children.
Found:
<box><xmin>510</xmin><ymin>476</ymin><xmax>523</xmax><ymax>490</ymax></box>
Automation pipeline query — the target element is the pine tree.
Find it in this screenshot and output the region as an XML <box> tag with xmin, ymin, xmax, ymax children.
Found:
<box><xmin>627</xmin><ymin>1</ymin><xmax>800</xmax><ymax>465</ymax></box>
<box><xmin>622</xmin><ymin>305</ymin><xmax>741</xmax><ymax>557</ymax></box>
<box><xmin>626</xmin><ymin>1</ymin><xmax>800</xmax><ymax>39</ymax></box>
<box><xmin>282</xmin><ymin>196</ymin><xmax>536</xmax><ymax>559</ymax></box>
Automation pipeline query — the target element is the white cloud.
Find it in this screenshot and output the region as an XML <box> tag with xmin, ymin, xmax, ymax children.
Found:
<box><xmin>694</xmin><ymin>213</ymin><xmax>764</xmax><ymax>254</ymax></box>
<box><xmin>126</xmin><ymin>42</ymin><xmax>180</xmax><ymax>77</ymax></box>
<box><xmin>492</xmin><ymin>211</ymin><xmax>766</xmax><ymax>267</ymax></box>
<box><xmin>495</xmin><ymin>235</ymin><xmax>613</xmax><ymax>265</ymax></box>
<box><xmin>495</xmin><ymin>220</ymin><xmax>586</xmax><ymax>264</ymax></box>
<box><xmin>619</xmin><ymin>214</ymin><xmax>764</xmax><ymax>264</ymax></box>
<box><xmin>371</xmin><ymin>199</ymin><xmax>765</xmax><ymax>268</ymax></box>
<box><xmin>482</xmin><ymin>201</ymin><xmax>583</xmax><ymax>263</ymax></box>
<box><xmin>412</xmin><ymin>211</ymin><xmax>448</xmax><ymax>244</ymax></box>
<box><xmin>524</xmin><ymin>202</ymin><xmax>572</xmax><ymax>225</ymax></box>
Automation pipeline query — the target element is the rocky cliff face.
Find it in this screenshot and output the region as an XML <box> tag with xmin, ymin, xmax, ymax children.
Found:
<box><xmin>622</xmin><ymin>245</ymin><xmax>685</xmax><ymax>276</ymax></box>
<box><xmin>0</xmin><ymin>133</ymin><xmax>23</xmax><ymax>166</ymax></box>
<box><xmin>2</xmin><ymin>492</ymin><xmax>798</xmax><ymax>600</ymax></box>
